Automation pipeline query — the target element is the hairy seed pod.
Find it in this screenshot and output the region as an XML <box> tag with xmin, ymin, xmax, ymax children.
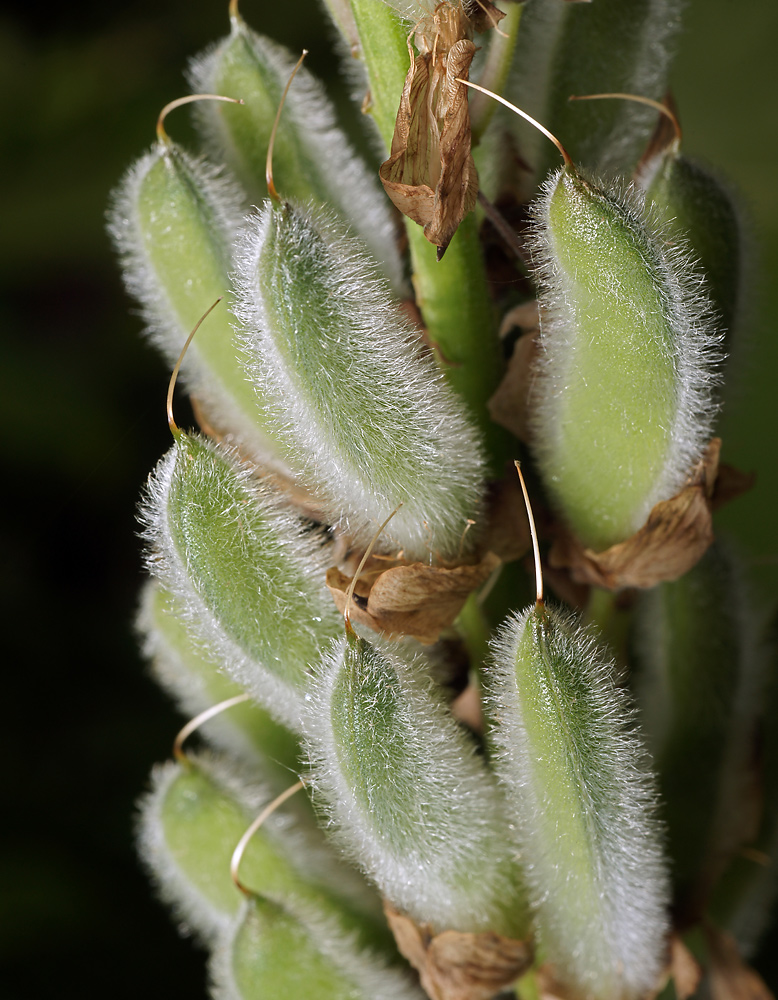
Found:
<box><xmin>507</xmin><ymin>0</ymin><xmax>683</xmax><ymax>181</ymax></box>
<box><xmin>234</xmin><ymin>201</ymin><xmax>486</xmax><ymax>560</ymax></box>
<box><xmin>212</xmin><ymin>896</ymin><xmax>424</xmax><ymax>1000</ymax></box>
<box><xmin>487</xmin><ymin>603</ymin><xmax>669</xmax><ymax>1000</ymax></box>
<box><xmin>632</xmin><ymin>544</ymin><xmax>766</xmax><ymax>919</ymax></box>
<box><xmin>188</xmin><ymin>15</ymin><xmax>406</xmax><ymax>294</ymax></box>
<box><xmin>529</xmin><ymin>165</ymin><xmax>721</xmax><ymax>551</ymax></box>
<box><xmin>304</xmin><ymin>630</ymin><xmax>529</xmax><ymax>936</ymax></box>
<box><xmin>137</xmin><ymin>581</ymin><xmax>302</xmax><ymax>779</ymax></box>
<box><xmin>639</xmin><ymin>145</ymin><xmax>743</xmax><ymax>342</ymax></box>
<box><xmin>140</xmin><ymin>432</ymin><xmax>343</xmax><ymax>729</ymax></box>
<box><xmin>108</xmin><ymin>138</ymin><xmax>289</xmax><ymax>470</ymax></box>
<box><xmin>137</xmin><ymin>755</ymin><xmax>383</xmax><ymax>945</ymax></box>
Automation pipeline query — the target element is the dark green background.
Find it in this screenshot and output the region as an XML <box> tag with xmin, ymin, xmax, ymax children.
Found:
<box><xmin>1</xmin><ymin>1</ymin><xmax>775</xmax><ymax>996</ymax></box>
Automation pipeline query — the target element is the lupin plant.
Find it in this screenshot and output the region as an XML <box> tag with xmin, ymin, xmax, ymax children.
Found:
<box><xmin>110</xmin><ymin>0</ymin><xmax>777</xmax><ymax>998</ymax></box>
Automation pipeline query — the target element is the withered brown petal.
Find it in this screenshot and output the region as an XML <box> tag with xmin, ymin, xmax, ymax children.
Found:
<box><xmin>487</xmin><ymin>329</ymin><xmax>539</xmax><ymax>444</ymax></box>
<box><xmin>384</xmin><ymin>902</ymin><xmax>533</xmax><ymax>1000</ymax></box>
<box><xmin>380</xmin><ymin>38</ymin><xmax>478</xmax><ymax>254</ymax></box>
<box><xmin>326</xmin><ymin>553</ymin><xmax>500</xmax><ymax>645</ymax></box>
<box><xmin>548</xmin><ymin>439</ymin><xmax>723</xmax><ymax>590</ymax></box>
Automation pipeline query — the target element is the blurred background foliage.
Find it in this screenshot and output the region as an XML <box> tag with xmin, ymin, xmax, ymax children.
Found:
<box><xmin>0</xmin><ymin>1</ymin><xmax>775</xmax><ymax>997</ymax></box>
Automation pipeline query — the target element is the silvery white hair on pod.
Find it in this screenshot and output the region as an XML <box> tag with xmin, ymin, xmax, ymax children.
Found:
<box><xmin>135</xmin><ymin>753</ymin><xmax>280</xmax><ymax>943</ymax></box>
<box><xmin>107</xmin><ymin>146</ymin><xmax>289</xmax><ymax>473</ymax></box>
<box><xmin>487</xmin><ymin>605</ymin><xmax>670</xmax><ymax>1000</ymax></box>
<box><xmin>138</xmin><ymin>434</ymin><xmax>341</xmax><ymax>731</ymax></box>
<box><xmin>527</xmin><ymin>168</ymin><xmax>722</xmax><ymax>534</ymax></box>
<box><xmin>303</xmin><ymin>633</ymin><xmax>522</xmax><ymax>935</ymax></box>
<box><xmin>209</xmin><ymin>897</ymin><xmax>426</xmax><ymax>1000</ymax></box>
<box><xmin>234</xmin><ymin>202</ymin><xmax>486</xmax><ymax>561</ymax></box>
<box><xmin>188</xmin><ymin>27</ymin><xmax>407</xmax><ymax>297</ymax></box>
<box><xmin>138</xmin><ymin>752</ymin><xmax>381</xmax><ymax>949</ymax></box>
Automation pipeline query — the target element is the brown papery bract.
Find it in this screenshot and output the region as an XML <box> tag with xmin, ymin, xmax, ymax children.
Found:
<box><xmin>379</xmin><ymin>0</ymin><xmax>505</xmax><ymax>256</ymax></box>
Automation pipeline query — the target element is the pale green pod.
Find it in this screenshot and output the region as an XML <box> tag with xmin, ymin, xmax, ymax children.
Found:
<box><xmin>140</xmin><ymin>431</ymin><xmax>343</xmax><ymax>729</ymax></box>
<box><xmin>639</xmin><ymin>145</ymin><xmax>743</xmax><ymax>341</ymax></box>
<box><xmin>137</xmin><ymin>580</ymin><xmax>302</xmax><ymax>781</ymax></box>
<box><xmin>304</xmin><ymin>630</ymin><xmax>529</xmax><ymax>937</ymax></box>
<box><xmin>212</xmin><ymin>896</ymin><xmax>424</xmax><ymax>1000</ymax></box>
<box><xmin>138</xmin><ymin>754</ymin><xmax>389</xmax><ymax>949</ymax></box>
<box><xmin>188</xmin><ymin>15</ymin><xmax>406</xmax><ymax>294</ymax></box>
<box><xmin>234</xmin><ymin>201</ymin><xmax>486</xmax><ymax>560</ymax></box>
<box><xmin>108</xmin><ymin>140</ymin><xmax>289</xmax><ymax>470</ymax></box>
<box><xmin>506</xmin><ymin>0</ymin><xmax>683</xmax><ymax>182</ymax></box>
<box><xmin>487</xmin><ymin>603</ymin><xmax>669</xmax><ymax>1000</ymax></box>
<box><xmin>632</xmin><ymin>544</ymin><xmax>766</xmax><ymax>919</ymax></box>
<box><xmin>528</xmin><ymin>166</ymin><xmax>721</xmax><ymax>551</ymax></box>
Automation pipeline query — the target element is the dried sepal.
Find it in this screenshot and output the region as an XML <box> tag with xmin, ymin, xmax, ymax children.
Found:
<box><xmin>234</xmin><ymin>200</ymin><xmax>486</xmax><ymax>560</ymax></box>
<box><xmin>304</xmin><ymin>631</ymin><xmax>528</xmax><ymax>937</ymax></box>
<box><xmin>140</xmin><ymin>431</ymin><xmax>343</xmax><ymax>729</ymax></box>
<box><xmin>326</xmin><ymin>552</ymin><xmax>500</xmax><ymax>645</ymax></box>
<box><xmin>384</xmin><ymin>901</ymin><xmax>534</xmax><ymax>1000</ymax></box>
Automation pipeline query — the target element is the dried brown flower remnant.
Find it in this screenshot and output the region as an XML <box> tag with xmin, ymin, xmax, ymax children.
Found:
<box><xmin>380</xmin><ymin>0</ymin><xmax>505</xmax><ymax>257</ymax></box>
<box><xmin>384</xmin><ymin>902</ymin><xmax>533</xmax><ymax>1000</ymax></box>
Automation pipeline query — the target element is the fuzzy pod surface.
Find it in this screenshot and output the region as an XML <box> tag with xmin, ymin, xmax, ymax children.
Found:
<box><xmin>235</xmin><ymin>201</ymin><xmax>486</xmax><ymax>560</ymax></box>
<box><xmin>138</xmin><ymin>755</ymin><xmax>386</xmax><ymax>948</ymax></box>
<box><xmin>212</xmin><ymin>896</ymin><xmax>424</xmax><ymax>1000</ymax></box>
<box><xmin>137</xmin><ymin>581</ymin><xmax>302</xmax><ymax>778</ymax></box>
<box><xmin>109</xmin><ymin>141</ymin><xmax>293</xmax><ymax>470</ymax></box>
<box><xmin>304</xmin><ymin>630</ymin><xmax>528</xmax><ymax>937</ymax></box>
<box><xmin>140</xmin><ymin>431</ymin><xmax>343</xmax><ymax>729</ymax></box>
<box><xmin>487</xmin><ymin>603</ymin><xmax>669</xmax><ymax>1000</ymax></box>
<box><xmin>639</xmin><ymin>146</ymin><xmax>742</xmax><ymax>342</ymax></box>
<box><xmin>188</xmin><ymin>15</ymin><xmax>406</xmax><ymax>294</ymax></box>
<box><xmin>529</xmin><ymin>165</ymin><xmax>720</xmax><ymax>552</ymax></box>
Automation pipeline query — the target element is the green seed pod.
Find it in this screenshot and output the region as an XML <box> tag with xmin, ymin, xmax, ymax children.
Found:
<box><xmin>529</xmin><ymin>165</ymin><xmax>721</xmax><ymax>551</ymax></box>
<box><xmin>140</xmin><ymin>431</ymin><xmax>343</xmax><ymax>729</ymax></box>
<box><xmin>487</xmin><ymin>602</ymin><xmax>669</xmax><ymax>1000</ymax></box>
<box><xmin>188</xmin><ymin>15</ymin><xmax>406</xmax><ymax>293</ymax></box>
<box><xmin>234</xmin><ymin>200</ymin><xmax>486</xmax><ymax>560</ymax></box>
<box><xmin>632</xmin><ymin>544</ymin><xmax>765</xmax><ymax>918</ymax></box>
<box><xmin>138</xmin><ymin>753</ymin><xmax>386</xmax><ymax>945</ymax></box>
<box><xmin>212</xmin><ymin>896</ymin><xmax>424</xmax><ymax>1000</ymax></box>
<box><xmin>108</xmin><ymin>135</ymin><xmax>288</xmax><ymax>469</ymax></box>
<box><xmin>304</xmin><ymin>630</ymin><xmax>529</xmax><ymax>936</ymax></box>
<box><xmin>639</xmin><ymin>143</ymin><xmax>743</xmax><ymax>341</ymax></box>
<box><xmin>137</xmin><ymin>580</ymin><xmax>302</xmax><ymax>780</ymax></box>
<box><xmin>506</xmin><ymin>0</ymin><xmax>683</xmax><ymax>181</ymax></box>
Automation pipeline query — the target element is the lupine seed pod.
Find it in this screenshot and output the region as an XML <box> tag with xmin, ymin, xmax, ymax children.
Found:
<box><xmin>138</xmin><ymin>754</ymin><xmax>387</xmax><ymax>947</ymax></box>
<box><xmin>234</xmin><ymin>201</ymin><xmax>486</xmax><ymax>560</ymax></box>
<box><xmin>137</xmin><ymin>581</ymin><xmax>302</xmax><ymax>779</ymax></box>
<box><xmin>108</xmin><ymin>134</ymin><xmax>289</xmax><ymax>470</ymax></box>
<box><xmin>506</xmin><ymin>0</ymin><xmax>683</xmax><ymax>182</ymax></box>
<box><xmin>632</xmin><ymin>544</ymin><xmax>765</xmax><ymax>918</ymax></box>
<box><xmin>188</xmin><ymin>14</ymin><xmax>406</xmax><ymax>294</ymax></box>
<box><xmin>212</xmin><ymin>896</ymin><xmax>424</xmax><ymax>1000</ymax></box>
<box><xmin>639</xmin><ymin>140</ymin><xmax>742</xmax><ymax>342</ymax></box>
<box><xmin>304</xmin><ymin>630</ymin><xmax>529</xmax><ymax>937</ymax></box>
<box><xmin>529</xmin><ymin>164</ymin><xmax>721</xmax><ymax>551</ymax></box>
<box><xmin>487</xmin><ymin>603</ymin><xmax>670</xmax><ymax>1000</ymax></box>
<box><xmin>140</xmin><ymin>431</ymin><xmax>343</xmax><ymax>729</ymax></box>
